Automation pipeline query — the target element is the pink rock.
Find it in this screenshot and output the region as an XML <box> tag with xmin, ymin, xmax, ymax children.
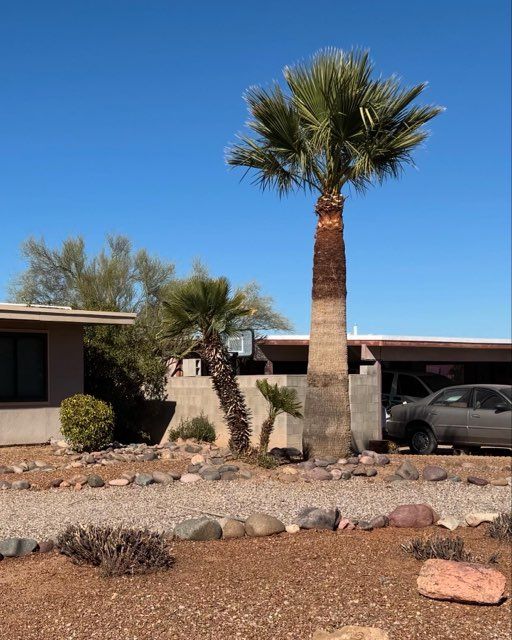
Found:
<box><xmin>180</xmin><ymin>473</ymin><xmax>202</xmax><ymax>483</ymax></box>
<box><xmin>360</xmin><ymin>455</ymin><xmax>375</xmax><ymax>465</ymax></box>
<box><xmin>417</xmin><ymin>559</ymin><xmax>506</xmax><ymax>604</ymax></box>
<box><xmin>388</xmin><ymin>503</ymin><xmax>436</xmax><ymax>528</ymax></box>
<box><xmin>337</xmin><ymin>518</ymin><xmax>356</xmax><ymax>531</ymax></box>
<box><xmin>108</xmin><ymin>478</ymin><xmax>129</xmax><ymax>486</ymax></box>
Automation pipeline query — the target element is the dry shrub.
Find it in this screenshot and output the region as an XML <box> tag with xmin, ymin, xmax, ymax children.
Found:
<box><xmin>401</xmin><ymin>535</ymin><xmax>471</xmax><ymax>562</ymax></box>
<box><xmin>487</xmin><ymin>513</ymin><xmax>512</xmax><ymax>541</ymax></box>
<box><xmin>57</xmin><ymin>524</ymin><xmax>174</xmax><ymax>577</ymax></box>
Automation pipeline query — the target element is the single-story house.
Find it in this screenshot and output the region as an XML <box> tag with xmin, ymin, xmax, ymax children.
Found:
<box><xmin>0</xmin><ymin>303</ymin><xmax>135</xmax><ymax>446</ymax></box>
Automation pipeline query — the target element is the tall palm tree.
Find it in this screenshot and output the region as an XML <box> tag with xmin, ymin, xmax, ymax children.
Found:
<box><xmin>227</xmin><ymin>48</ymin><xmax>442</xmax><ymax>457</ymax></box>
<box><xmin>256</xmin><ymin>379</ymin><xmax>303</xmax><ymax>454</ymax></box>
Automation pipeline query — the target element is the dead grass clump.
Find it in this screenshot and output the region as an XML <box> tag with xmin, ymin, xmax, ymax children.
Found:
<box><xmin>57</xmin><ymin>524</ymin><xmax>174</xmax><ymax>577</ymax></box>
<box><xmin>487</xmin><ymin>513</ymin><xmax>512</xmax><ymax>541</ymax></box>
<box><xmin>401</xmin><ymin>535</ymin><xmax>471</xmax><ymax>562</ymax></box>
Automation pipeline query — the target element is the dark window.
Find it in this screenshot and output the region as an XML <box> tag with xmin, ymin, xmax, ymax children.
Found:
<box><xmin>0</xmin><ymin>332</ymin><xmax>47</xmax><ymax>402</ymax></box>
<box><xmin>397</xmin><ymin>374</ymin><xmax>428</xmax><ymax>398</ymax></box>
<box><xmin>474</xmin><ymin>389</ymin><xmax>507</xmax><ymax>410</ymax></box>
<box><xmin>431</xmin><ymin>388</ymin><xmax>472</xmax><ymax>408</ymax></box>
<box><xmin>382</xmin><ymin>372</ymin><xmax>394</xmax><ymax>394</ymax></box>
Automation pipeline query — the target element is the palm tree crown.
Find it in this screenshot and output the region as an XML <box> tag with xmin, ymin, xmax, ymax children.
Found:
<box><xmin>256</xmin><ymin>379</ymin><xmax>303</xmax><ymax>421</ymax></box>
<box><xmin>227</xmin><ymin>48</ymin><xmax>442</xmax><ymax>195</ymax></box>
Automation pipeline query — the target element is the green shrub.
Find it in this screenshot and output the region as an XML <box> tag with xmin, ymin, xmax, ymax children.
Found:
<box><xmin>257</xmin><ymin>452</ymin><xmax>280</xmax><ymax>469</ymax></box>
<box><xmin>168</xmin><ymin>413</ymin><xmax>216</xmax><ymax>443</ymax></box>
<box><xmin>60</xmin><ymin>394</ymin><xmax>114</xmax><ymax>452</ymax></box>
<box><xmin>57</xmin><ymin>524</ymin><xmax>174</xmax><ymax>577</ymax></box>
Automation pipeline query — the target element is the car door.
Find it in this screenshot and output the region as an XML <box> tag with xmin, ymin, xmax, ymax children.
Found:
<box><xmin>426</xmin><ymin>387</ymin><xmax>472</xmax><ymax>444</ymax></box>
<box><xmin>468</xmin><ymin>388</ymin><xmax>512</xmax><ymax>447</ymax></box>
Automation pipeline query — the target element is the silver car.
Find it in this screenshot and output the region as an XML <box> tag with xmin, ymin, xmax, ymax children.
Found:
<box><xmin>387</xmin><ymin>384</ymin><xmax>512</xmax><ymax>454</ymax></box>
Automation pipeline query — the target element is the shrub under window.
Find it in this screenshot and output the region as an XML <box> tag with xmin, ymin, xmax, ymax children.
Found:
<box><xmin>60</xmin><ymin>393</ymin><xmax>114</xmax><ymax>451</ymax></box>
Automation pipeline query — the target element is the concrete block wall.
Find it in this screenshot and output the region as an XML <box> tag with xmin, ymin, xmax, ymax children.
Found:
<box><xmin>164</xmin><ymin>368</ymin><xmax>381</xmax><ymax>452</ymax></box>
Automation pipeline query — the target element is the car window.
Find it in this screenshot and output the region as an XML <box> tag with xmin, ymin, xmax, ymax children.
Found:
<box><xmin>397</xmin><ymin>374</ymin><xmax>428</xmax><ymax>398</ymax></box>
<box><xmin>382</xmin><ymin>372</ymin><xmax>393</xmax><ymax>394</ymax></box>
<box><xmin>474</xmin><ymin>389</ymin><xmax>506</xmax><ymax>410</ymax></box>
<box><xmin>431</xmin><ymin>388</ymin><xmax>472</xmax><ymax>408</ymax></box>
<box><xmin>500</xmin><ymin>388</ymin><xmax>511</xmax><ymax>402</ymax></box>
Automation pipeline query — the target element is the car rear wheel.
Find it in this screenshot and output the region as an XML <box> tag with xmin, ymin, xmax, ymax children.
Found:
<box><xmin>409</xmin><ymin>426</ymin><xmax>437</xmax><ymax>455</ymax></box>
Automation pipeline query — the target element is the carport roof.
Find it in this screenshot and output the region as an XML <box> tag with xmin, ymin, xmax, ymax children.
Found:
<box><xmin>260</xmin><ymin>334</ymin><xmax>511</xmax><ymax>349</ymax></box>
<box><xmin>0</xmin><ymin>303</ymin><xmax>136</xmax><ymax>325</ymax></box>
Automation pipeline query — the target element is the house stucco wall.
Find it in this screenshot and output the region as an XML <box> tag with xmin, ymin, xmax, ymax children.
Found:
<box><xmin>164</xmin><ymin>368</ymin><xmax>381</xmax><ymax>452</ymax></box>
<box><xmin>0</xmin><ymin>321</ymin><xmax>84</xmax><ymax>446</ymax></box>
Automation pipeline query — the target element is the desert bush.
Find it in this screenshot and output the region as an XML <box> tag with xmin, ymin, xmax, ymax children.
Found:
<box><xmin>256</xmin><ymin>452</ymin><xmax>280</xmax><ymax>469</ymax></box>
<box><xmin>57</xmin><ymin>524</ymin><xmax>174</xmax><ymax>577</ymax></box>
<box><xmin>60</xmin><ymin>394</ymin><xmax>114</xmax><ymax>451</ymax></box>
<box><xmin>168</xmin><ymin>413</ymin><xmax>216</xmax><ymax>443</ymax></box>
<box><xmin>401</xmin><ymin>535</ymin><xmax>471</xmax><ymax>562</ymax></box>
<box><xmin>487</xmin><ymin>513</ymin><xmax>512</xmax><ymax>541</ymax></box>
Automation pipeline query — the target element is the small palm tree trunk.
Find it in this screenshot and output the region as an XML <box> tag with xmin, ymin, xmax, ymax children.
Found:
<box><xmin>259</xmin><ymin>417</ymin><xmax>275</xmax><ymax>454</ymax></box>
<box><xmin>202</xmin><ymin>337</ymin><xmax>252</xmax><ymax>454</ymax></box>
<box><xmin>302</xmin><ymin>193</ymin><xmax>351</xmax><ymax>458</ymax></box>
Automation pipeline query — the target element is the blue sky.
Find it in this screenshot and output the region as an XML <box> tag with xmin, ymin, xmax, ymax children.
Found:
<box><xmin>0</xmin><ymin>0</ymin><xmax>510</xmax><ymax>337</ymax></box>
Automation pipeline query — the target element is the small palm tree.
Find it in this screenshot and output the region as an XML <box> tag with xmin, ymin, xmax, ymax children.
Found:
<box><xmin>256</xmin><ymin>379</ymin><xmax>303</xmax><ymax>454</ymax></box>
<box><xmin>160</xmin><ymin>276</ymin><xmax>254</xmax><ymax>453</ymax></box>
<box><xmin>227</xmin><ymin>48</ymin><xmax>442</xmax><ymax>457</ymax></box>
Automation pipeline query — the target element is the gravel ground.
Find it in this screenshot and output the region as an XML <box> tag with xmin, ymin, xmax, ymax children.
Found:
<box><xmin>1</xmin><ymin>478</ymin><xmax>510</xmax><ymax>539</ymax></box>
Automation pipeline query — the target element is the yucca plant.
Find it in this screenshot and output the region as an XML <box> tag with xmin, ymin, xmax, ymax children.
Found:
<box><xmin>227</xmin><ymin>48</ymin><xmax>442</xmax><ymax>457</ymax></box>
<box><xmin>256</xmin><ymin>379</ymin><xmax>303</xmax><ymax>453</ymax></box>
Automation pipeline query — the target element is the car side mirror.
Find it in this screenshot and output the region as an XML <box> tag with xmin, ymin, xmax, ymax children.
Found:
<box><xmin>495</xmin><ymin>402</ymin><xmax>510</xmax><ymax>413</ymax></box>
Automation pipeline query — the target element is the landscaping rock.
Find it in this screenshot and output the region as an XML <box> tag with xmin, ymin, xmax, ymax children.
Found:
<box><xmin>87</xmin><ymin>474</ymin><xmax>105</xmax><ymax>488</ymax></box>
<box><xmin>347</xmin><ymin>457</ymin><xmax>359</xmax><ymax>465</ymax></box>
<box><xmin>0</xmin><ymin>537</ymin><xmax>38</xmax><ymax>557</ymax></box>
<box><xmin>199</xmin><ymin>467</ymin><xmax>221</xmax><ymax>481</ymax></box>
<box><xmin>375</xmin><ymin>454</ymin><xmax>390</xmax><ymax>466</ymax></box>
<box><xmin>152</xmin><ymin>471</ymin><xmax>173</xmax><ymax>485</ymax></box>
<box><xmin>142</xmin><ymin>451</ymin><xmax>157</xmax><ymax>461</ymax></box>
<box><xmin>360</xmin><ymin>455</ymin><xmax>374</xmax><ymax>465</ymax></box>
<box><xmin>437</xmin><ymin>516</ymin><xmax>460</xmax><ymax>531</ymax></box>
<box><xmin>221</xmin><ymin>519</ymin><xmax>246</xmax><ymax>539</ymax></box>
<box><xmin>305</xmin><ymin>467</ymin><xmax>332</xmax><ymax>481</ymax></box>
<box><xmin>121</xmin><ymin>473</ymin><xmax>136</xmax><ymax>483</ymax></box>
<box><xmin>465</xmin><ymin>512</ymin><xmax>499</xmax><ymax>527</ymax></box>
<box><xmin>174</xmin><ymin>517</ymin><xmax>222</xmax><ymax>541</ymax></box>
<box><xmin>467</xmin><ymin>476</ymin><xmax>489</xmax><ymax>486</ymax></box>
<box><xmin>491</xmin><ymin>478</ymin><xmax>508</xmax><ymax>487</ymax></box>
<box><xmin>239</xmin><ymin>470</ymin><xmax>252</xmax><ymax>480</ymax></box>
<box><xmin>285</xmin><ymin>524</ymin><xmax>300</xmax><ymax>534</ymax></box>
<box><xmin>369</xmin><ymin>515</ymin><xmax>389</xmax><ymax>529</ymax></box>
<box><xmin>313</xmin><ymin>626</ymin><xmax>389</xmax><ymax>639</ymax></box>
<box><xmin>388</xmin><ymin>504</ymin><xmax>436</xmax><ymax>528</ymax></box>
<box><xmin>108</xmin><ymin>478</ymin><xmax>129</xmax><ymax>487</ymax></box>
<box><xmin>337</xmin><ymin>518</ymin><xmax>357</xmax><ymax>530</ymax></box>
<box><xmin>352</xmin><ymin>467</ymin><xmax>368</xmax><ymax>477</ymax></box>
<box><xmin>314</xmin><ymin>456</ymin><xmax>338</xmax><ymax>467</ymax></box>
<box><xmin>0</xmin><ymin>481</ymin><xmax>11</xmax><ymax>490</ymax></box>
<box><xmin>330</xmin><ymin>469</ymin><xmax>343</xmax><ymax>480</ymax></box>
<box><xmin>423</xmin><ymin>465</ymin><xmax>447</xmax><ymax>482</ymax></box>
<box><xmin>340</xmin><ymin>472</ymin><xmax>352</xmax><ymax>480</ymax></box>
<box><xmin>220</xmin><ymin>471</ymin><xmax>238</xmax><ymax>482</ymax></box>
<box><xmin>37</xmin><ymin>540</ymin><xmax>55</xmax><ymax>553</ymax></box>
<box><xmin>384</xmin><ymin>474</ymin><xmax>403</xmax><ymax>483</ymax></box>
<box><xmin>11</xmin><ymin>480</ymin><xmax>30</xmax><ymax>490</ymax></box>
<box><xmin>134</xmin><ymin>473</ymin><xmax>154</xmax><ymax>487</ymax></box>
<box><xmin>245</xmin><ymin>513</ymin><xmax>285</xmax><ymax>537</ymax></box>
<box><xmin>366</xmin><ymin>468</ymin><xmax>378</xmax><ymax>477</ymax></box>
<box><xmin>396</xmin><ymin>460</ymin><xmax>419</xmax><ymax>480</ymax></box>
<box><xmin>184</xmin><ymin>443</ymin><xmax>202</xmax><ymax>454</ymax></box>
<box><xmin>357</xmin><ymin>520</ymin><xmax>373</xmax><ymax>531</ymax></box>
<box><xmin>180</xmin><ymin>473</ymin><xmax>202</xmax><ymax>484</ymax></box>
<box><xmin>294</xmin><ymin>507</ymin><xmax>339</xmax><ymax>530</ymax></box>
<box><xmin>190</xmin><ymin>454</ymin><xmax>205</xmax><ymax>466</ymax></box>
<box><xmin>187</xmin><ymin>464</ymin><xmax>202</xmax><ymax>474</ymax></box>
<box><xmin>417</xmin><ymin>559</ymin><xmax>506</xmax><ymax>604</ymax></box>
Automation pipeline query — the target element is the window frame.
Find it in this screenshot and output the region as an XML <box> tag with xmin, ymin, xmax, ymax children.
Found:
<box><xmin>0</xmin><ymin>330</ymin><xmax>49</xmax><ymax>403</ymax></box>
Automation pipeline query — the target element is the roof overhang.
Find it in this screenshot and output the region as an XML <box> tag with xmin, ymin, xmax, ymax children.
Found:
<box><xmin>0</xmin><ymin>304</ymin><xmax>136</xmax><ymax>325</ymax></box>
<box><xmin>259</xmin><ymin>334</ymin><xmax>512</xmax><ymax>351</ymax></box>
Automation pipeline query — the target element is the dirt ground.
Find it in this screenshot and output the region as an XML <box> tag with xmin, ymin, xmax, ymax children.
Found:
<box><xmin>0</xmin><ymin>527</ymin><xmax>510</xmax><ymax>640</ymax></box>
<box><xmin>0</xmin><ymin>445</ymin><xmax>510</xmax><ymax>490</ymax></box>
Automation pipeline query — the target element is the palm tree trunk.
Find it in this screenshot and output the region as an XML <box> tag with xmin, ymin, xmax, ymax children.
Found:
<box><xmin>202</xmin><ymin>336</ymin><xmax>252</xmax><ymax>454</ymax></box>
<box><xmin>302</xmin><ymin>192</ymin><xmax>351</xmax><ymax>458</ymax></box>
<box><xmin>259</xmin><ymin>417</ymin><xmax>275</xmax><ymax>454</ymax></box>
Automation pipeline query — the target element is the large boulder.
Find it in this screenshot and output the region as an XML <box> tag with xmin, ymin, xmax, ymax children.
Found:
<box><xmin>388</xmin><ymin>503</ymin><xmax>436</xmax><ymax>528</ymax></box>
<box><xmin>0</xmin><ymin>538</ymin><xmax>38</xmax><ymax>557</ymax></box>
<box><xmin>417</xmin><ymin>559</ymin><xmax>506</xmax><ymax>604</ymax></box>
<box><xmin>174</xmin><ymin>517</ymin><xmax>222</xmax><ymax>541</ymax></box>
<box><xmin>423</xmin><ymin>465</ymin><xmax>447</xmax><ymax>482</ymax></box>
<box><xmin>245</xmin><ymin>513</ymin><xmax>285</xmax><ymax>537</ymax></box>
<box><xmin>294</xmin><ymin>507</ymin><xmax>339</xmax><ymax>531</ymax></box>
<box><xmin>305</xmin><ymin>467</ymin><xmax>332</xmax><ymax>481</ymax></box>
<box><xmin>396</xmin><ymin>460</ymin><xmax>419</xmax><ymax>481</ymax></box>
